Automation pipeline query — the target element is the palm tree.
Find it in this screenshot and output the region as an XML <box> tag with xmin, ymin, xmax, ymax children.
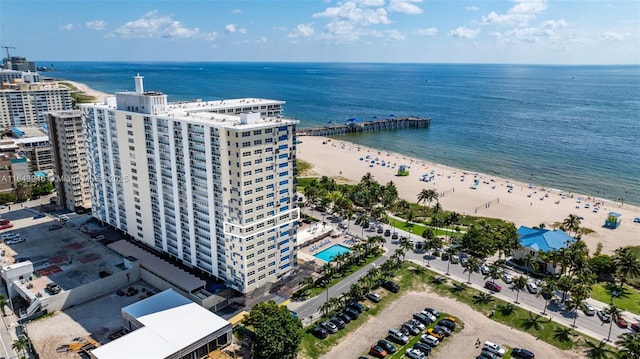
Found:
<box><xmin>417</xmin><ymin>189</ymin><xmax>437</xmax><ymax>219</ymax></box>
<box><xmin>565</xmin><ymin>296</ymin><xmax>582</xmax><ymax>328</ymax></box>
<box><xmin>464</xmin><ymin>257</ymin><xmax>480</xmax><ymax>284</ymax></box>
<box><xmin>521</xmin><ymin>312</ymin><xmax>545</xmax><ymax>331</ymax></box>
<box><xmin>604</xmin><ymin>305</ymin><xmax>623</xmax><ymax>342</ymax></box>
<box><xmin>513</xmin><ymin>275</ymin><xmax>528</xmax><ymax>304</ymax></box>
<box><xmin>556</xmin><ymin>275</ymin><xmax>574</xmax><ymax>302</ymax></box>
<box><xmin>394</xmin><ymin>247</ymin><xmax>407</xmax><ymax>262</ymax></box>
<box><xmin>445</xmin><ymin>246</ymin><xmax>457</xmax><ymax>275</ymax></box>
<box><xmin>498</xmin><ymin>303</ymin><xmax>515</xmax><ymax>316</ymax></box>
<box><xmin>429</xmin><ymin>276</ymin><xmax>448</xmax><ymax>286</ymax></box>
<box><xmin>450</xmin><ymin>282</ymin><xmax>468</xmax><ymax>294</ymax></box>
<box><xmin>0</xmin><ymin>294</ymin><xmax>8</xmax><ymax>316</ymax></box>
<box><xmin>521</xmin><ymin>253</ymin><xmax>538</xmax><ymax>279</ymax></box>
<box><xmin>348</xmin><ymin>283</ymin><xmax>366</xmax><ymax>301</ymax></box>
<box><xmin>562</xmin><ymin>214</ymin><xmax>582</xmax><ymax>238</ymax></box>
<box><xmin>300</xmin><ymin>276</ymin><xmax>314</xmax><ymax>291</ymax></box>
<box><xmin>553</xmin><ymin>327</ymin><xmax>576</xmax><ymax>342</ymax></box>
<box><xmin>11</xmin><ymin>334</ymin><xmax>28</xmax><ymax>359</ymax></box>
<box><xmin>399</xmin><ymin>239</ymin><xmax>413</xmax><ymax>259</ymax></box>
<box><xmin>615</xmin><ymin>333</ymin><xmax>640</xmax><ymax>359</ymax></box>
<box><xmin>319</xmin><ymin>301</ymin><xmax>333</xmax><ymax>317</ymax></box>
<box><xmin>612</xmin><ymin>247</ymin><xmax>640</xmax><ymax>288</ymax></box>
<box><xmin>538</xmin><ymin>279</ymin><xmax>557</xmax><ymax>315</ymax></box>
<box><xmin>583</xmin><ymin>340</ymin><xmax>613</xmax><ymax>359</ymax></box>
<box><xmin>473</xmin><ymin>292</ymin><xmax>495</xmax><ymax>305</ymax></box>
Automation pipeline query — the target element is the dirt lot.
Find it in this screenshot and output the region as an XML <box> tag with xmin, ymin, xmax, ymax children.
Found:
<box><xmin>319</xmin><ymin>291</ymin><xmax>587</xmax><ymax>359</ymax></box>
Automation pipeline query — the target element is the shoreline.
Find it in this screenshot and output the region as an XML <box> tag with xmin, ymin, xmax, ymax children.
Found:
<box><xmin>296</xmin><ymin>135</ymin><xmax>640</xmax><ymax>255</ymax></box>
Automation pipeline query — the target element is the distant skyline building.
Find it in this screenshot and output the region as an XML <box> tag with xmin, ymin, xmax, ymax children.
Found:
<box><xmin>48</xmin><ymin>110</ymin><xmax>91</xmax><ymax>210</ymax></box>
<box><xmin>81</xmin><ymin>75</ymin><xmax>299</xmax><ymax>294</ymax></box>
<box><xmin>0</xmin><ymin>81</ymin><xmax>71</xmax><ymax>128</ymax></box>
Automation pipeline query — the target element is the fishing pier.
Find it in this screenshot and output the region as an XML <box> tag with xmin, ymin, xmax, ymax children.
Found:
<box><xmin>296</xmin><ymin>116</ymin><xmax>430</xmax><ymax>136</ymax></box>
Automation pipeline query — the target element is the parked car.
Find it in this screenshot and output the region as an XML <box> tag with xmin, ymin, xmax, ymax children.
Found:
<box><xmin>338</xmin><ymin>312</ymin><xmax>352</xmax><ymax>323</ymax></box>
<box><xmin>1</xmin><ymin>232</ymin><xmax>19</xmax><ymax>240</ymax></box>
<box><xmin>421</xmin><ymin>311</ymin><xmax>437</xmax><ymax>323</ymax></box>
<box><xmin>511</xmin><ymin>348</ymin><xmax>535</xmax><ymax>359</ymax></box>
<box><xmin>450</xmin><ymin>255</ymin><xmax>460</xmax><ymax>264</ymax></box>
<box><xmin>384</xmin><ymin>229</ymin><xmax>391</xmax><ymax>236</ymax></box>
<box><xmin>320</xmin><ymin>321</ymin><xmax>338</xmax><ymax>334</ymax></box>
<box><xmin>311</xmin><ymin>326</ymin><xmax>329</xmax><ymax>339</ymax></box>
<box><xmin>348</xmin><ymin>301</ymin><xmax>366</xmax><ymax>313</ymax></box>
<box><xmin>413</xmin><ymin>312</ymin><xmax>432</xmax><ymax>325</ymax></box>
<box><xmin>409</xmin><ymin>318</ymin><xmax>425</xmax><ymax>330</ymax></box>
<box><xmin>426</xmin><ymin>328</ymin><xmax>444</xmax><ymax>340</ymax></box>
<box><xmin>433</xmin><ymin>325</ymin><xmax>451</xmax><ymax>336</ymax></box>
<box><xmin>330</xmin><ymin>316</ymin><xmax>345</xmax><ymax>330</ymax></box>
<box><xmin>338</xmin><ymin>222</ymin><xmax>348</xmax><ymax>229</ymax></box>
<box><xmin>615</xmin><ymin>316</ymin><xmax>629</xmax><ymax>328</ymax></box>
<box><xmin>366</xmin><ymin>292</ymin><xmax>382</xmax><ymax>303</ymax></box>
<box><xmin>480</xmin><ymin>349</ymin><xmax>499</xmax><ymax>359</ymax></box>
<box><xmin>526</xmin><ymin>282</ymin><xmax>538</xmax><ymax>294</ymax></box>
<box><xmin>369</xmin><ymin>345</ymin><xmax>387</xmax><ymax>358</ymax></box>
<box><xmin>33</xmin><ymin>213</ymin><xmax>46</xmax><ymax>219</ymax></box>
<box><xmin>0</xmin><ymin>219</ymin><xmax>10</xmax><ymax>225</ymax></box>
<box><xmin>5</xmin><ymin>237</ymin><xmax>25</xmax><ymax>245</ymax></box>
<box><xmin>382</xmin><ymin>280</ymin><xmax>400</xmax><ymax>293</ymax></box>
<box><xmin>480</xmin><ymin>265</ymin><xmax>491</xmax><ymax>275</ymax></box>
<box><xmin>391</xmin><ymin>233</ymin><xmax>398</xmax><ymax>240</ymax></box>
<box><xmin>405</xmin><ymin>348</ymin><xmax>425</xmax><ymax>359</ymax></box>
<box><xmin>377</xmin><ymin>339</ymin><xmax>396</xmax><ymax>354</ymax></box>
<box><xmin>345</xmin><ymin>307</ymin><xmax>360</xmax><ymax>319</ymax></box>
<box><xmin>388</xmin><ymin>328</ymin><xmax>409</xmax><ymax>344</ymax></box>
<box><xmin>412</xmin><ymin>342</ymin><xmax>432</xmax><ymax>355</ymax></box>
<box><xmin>631</xmin><ymin>323</ymin><xmax>640</xmax><ymax>333</ymax></box>
<box><xmin>402</xmin><ymin>322</ymin><xmax>420</xmax><ymax>336</ymax></box>
<box><xmin>419</xmin><ymin>334</ymin><xmax>439</xmax><ymax>347</ymax></box>
<box><xmin>438</xmin><ymin>319</ymin><xmax>456</xmax><ymax>331</ymax></box>
<box><xmin>581</xmin><ymin>302</ymin><xmax>596</xmax><ymax>316</ymax></box>
<box><xmin>483</xmin><ymin>341</ymin><xmax>506</xmax><ymax>356</ymax></box>
<box><xmin>0</xmin><ymin>223</ymin><xmax>13</xmax><ymax>230</ymax></box>
<box><xmin>424</xmin><ymin>307</ymin><xmax>441</xmax><ymax>318</ymax></box>
<box><xmin>597</xmin><ymin>310</ymin><xmax>611</xmax><ymax>323</ymax></box>
<box><xmin>485</xmin><ymin>281</ymin><xmax>502</xmax><ymax>292</ymax></box>
<box><xmin>502</xmin><ymin>273</ymin><xmax>513</xmax><ymax>284</ymax></box>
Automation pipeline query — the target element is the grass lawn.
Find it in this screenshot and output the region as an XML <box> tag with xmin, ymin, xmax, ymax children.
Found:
<box><xmin>591</xmin><ymin>282</ymin><xmax>640</xmax><ymax>315</ymax></box>
<box><xmin>386</xmin><ymin>216</ymin><xmax>465</xmax><ymax>239</ymax></box>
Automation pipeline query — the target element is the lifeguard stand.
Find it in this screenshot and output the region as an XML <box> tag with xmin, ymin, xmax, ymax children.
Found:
<box><xmin>397</xmin><ymin>165</ymin><xmax>409</xmax><ymax>176</ymax></box>
<box><xmin>605</xmin><ymin>212</ymin><xmax>621</xmax><ymax>229</ymax></box>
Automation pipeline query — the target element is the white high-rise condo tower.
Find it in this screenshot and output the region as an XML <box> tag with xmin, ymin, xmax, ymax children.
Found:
<box><xmin>80</xmin><ymin>76</ymin><xmax>299</xmax><ymax>294</ymax></box>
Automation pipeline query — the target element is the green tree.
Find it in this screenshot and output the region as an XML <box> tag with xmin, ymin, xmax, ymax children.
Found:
<box><xmin>472</xmin><ymin>292</ymin><xmax>495</xmax><ymax>305</ymax></box>
<box><xmin>463</xmin><ymin>257</ymin><xmax>480</xmax><ymax>284</ymax></box>
<box><xmin>553</xmin><ymin>327</ymin><xmax>576</xmax><ymax>342</ymax></box>
<box><xmin>417</xmin><ymin>189</ymin><xmax>437</xmax><ymax>219</ymax></box>
<box><xmin>0</xmin><ymin>294</ymin><xmax>8</xmax><ymax>316</ymax></box>
<box><xmin>513</xmin><ymin>275</ymin><xmax>528</xmax><ymax>304</ymax></box>
<box><xmin>562</xmin><ymin>214</ymin><xmax>582</xmax><ymax>238</ymax></box>
<box><xmin>11</xmin><ymin>334</ymin><xmax>28</xmax><ymax>359</ymax></box>
<box><xmin>604</xmin><ymin>305</ymin><xmax>623</xmax><ymax>342</ymax></box>
<box><xmin>615</xmin><ymin>333</ymin><xmax>640</xmax><ymax>359</ymax></box>
<box><xmin>584</xmin><ymin>340</ymin><xmax>613</xmax><ymax>359</ymax></box>
<box><xmin>612</xmin><ymin>247</ymin><xmax>640</xmax><ymax>288</ymax></box>
<box><xmin>0</xmin><ymin>193</ymin><xmax>14</xmax><ymax>205</ymax></box>
<box><xmin>243</xmin><ymin>300</ymin><xmax>302</xmax><ymax>359</ymax></box>
<box><xmin>537</xmin><ymin>279</ymin><xmax>557</xmax><ymax>315</ymax></box>
<box><xmin>521</xmin><ymin>312</ymin><xmax>545</xmax><ymax>331</ymax></box>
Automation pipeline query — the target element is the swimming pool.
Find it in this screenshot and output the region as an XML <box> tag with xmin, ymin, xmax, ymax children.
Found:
<box><xmin>314</xmin><ymin>244</ymin><xmax>352</xmax><ymax>262</ymax></box>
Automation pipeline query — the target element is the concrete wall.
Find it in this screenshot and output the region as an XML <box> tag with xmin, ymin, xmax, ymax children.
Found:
<box><xmin>46</xmin><ymin>263</ymin><xmax>140</xmax><ymax>312</ymax></box>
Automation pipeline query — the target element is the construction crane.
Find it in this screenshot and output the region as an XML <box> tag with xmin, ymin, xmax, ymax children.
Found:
<box><xmin>2</xmin><ymin>46</ymin><xmax>16</xmax><ymax>59</ymax></box>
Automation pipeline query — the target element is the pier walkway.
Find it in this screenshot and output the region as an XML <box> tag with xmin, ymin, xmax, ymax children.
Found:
<box><xmin>296</xmin><ymin>116</ymin><xmax>430</xmax><ymax>136</ymax></box>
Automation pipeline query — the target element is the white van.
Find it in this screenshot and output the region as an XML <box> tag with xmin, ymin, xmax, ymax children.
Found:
<box><xmin>483</xmin><ymin>341</ymin><xmax>506</xmax><ymax>356</ymax></box>
<box><xmin>388</xmin><ymin>328</ymin><xmax>409</xmax><ymax>344</ymax></box>
<box><xmin>2</xmin><ymin>232</ymin><xmax>20</xmax><ymax>240</ymax></box>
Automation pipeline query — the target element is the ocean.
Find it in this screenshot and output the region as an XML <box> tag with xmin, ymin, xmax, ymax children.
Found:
<box><xmin>45</xmin><ymin>62</ymin><xmax>640</xmax><ymax>205</ymax></box>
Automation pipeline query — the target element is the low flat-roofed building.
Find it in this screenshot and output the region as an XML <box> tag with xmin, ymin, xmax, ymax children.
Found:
<box><xmin>90</xmin><ymin>289</ymin><xmax>232</xmax><ymax>359</ymax></box>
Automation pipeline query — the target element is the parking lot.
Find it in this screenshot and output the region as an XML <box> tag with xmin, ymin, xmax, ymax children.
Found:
<box><xmin>319</xmin><ymin>291</ymin><xmax>585</xmax><ymax>359</ymax></box>
<box><xmin>0</xmin><ymin>208</ymin><xmax>125</xmax><ymax>304</ymax></box>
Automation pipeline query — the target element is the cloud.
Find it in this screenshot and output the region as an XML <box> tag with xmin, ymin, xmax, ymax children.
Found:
<box><xmin>313</xmin><ymin>1</ymin><xmax>390</xmax><ymax>42</ymax></box>
<box><xmin>415</xmin><ymin>27</ymin><xmax>437</xmax><ymax>36</ymax></box>
<box><xmin>232</xmin><ymin>9</ymin><xmax>242</xmax><ymax>14</ymax></box>
<box><xmin>59</xmin><ymin>23</ymin><xmax>74</xmax><ymax>31</ymax></box>
<box><xmin>225</xmin><ymin>24</ymin><xmax>247</xmax><ymax>34</ymax></box>
<box><xmin>386</xmin><ymin>29</ymin><xmax>406</xmax><ymax>41</ymax></box>
<box><xmin>449</xmin><ymin>26</ymin><xmax>480</xmax><ymax>39</ymax></box>
<box><xmin>602</xmin><ymin>31</ymin><xmax>625</xmax><ymax>41</ymax></box>
<box><xmin>112</xmin><ymin>10</ymin><xmax>217</xmax><ymax>41</ymax></box>
<box><xmin>388</xmin><ymin>0</ymin><xmax>423</xmax><ymax>15</ymax></box>
<box><xmin>495</xmin><ymin>19</ymin><xmax>566</xmax><ymax>44</ymax></box>
<box><xmin>85</xmin><ymin>20</ymin><xmax>106</xmax><ymax>30</ymax></box>
<box><xmin>482</xmin><ymin>0</ymin><xmax>548</xmax><ymax>26</ymax></box>
<box><xmin>288</xmin><ymin>24</ymin><xmax>315</xmax><ymax>38</ymax></box>
<box><xmin>466</xmin><ymin>6</ymin><xmax>479</xmax><ymax>11</ymax></box>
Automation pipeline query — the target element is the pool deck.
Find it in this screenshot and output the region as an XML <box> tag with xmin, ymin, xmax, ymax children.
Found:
<box><xmin>297</xmin><ymin>222</ymin><xmax>360</xmax><ymax>264</ymax></box>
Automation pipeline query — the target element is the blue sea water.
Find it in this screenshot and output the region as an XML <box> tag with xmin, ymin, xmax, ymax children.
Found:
<box><xmin>45</xmin><ymin>62</ymin><xmax>640</xmax><ymax>205</ymax></box>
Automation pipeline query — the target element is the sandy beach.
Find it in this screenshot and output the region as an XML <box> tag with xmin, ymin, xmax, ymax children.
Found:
<box><xmin>56</xmin><ymin>79</ymin><xmax>110</xmax><ymax>104</ymax></box>
<box><xmin>297</xmin><ymin>136</ymin><xmax>639</xmax><ymax>255</ymax></box>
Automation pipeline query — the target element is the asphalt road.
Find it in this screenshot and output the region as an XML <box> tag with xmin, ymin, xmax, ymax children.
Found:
<box><xmin>290</xmin><ymin>215</ymin><xmax>636</xmax><ymax>343</ymax></box>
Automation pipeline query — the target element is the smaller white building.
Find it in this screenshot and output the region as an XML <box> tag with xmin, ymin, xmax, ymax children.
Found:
<box><xmin>90</xmin><ymin>289</ymin><xmax>232</xmax><ymax>359</ymax></box>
